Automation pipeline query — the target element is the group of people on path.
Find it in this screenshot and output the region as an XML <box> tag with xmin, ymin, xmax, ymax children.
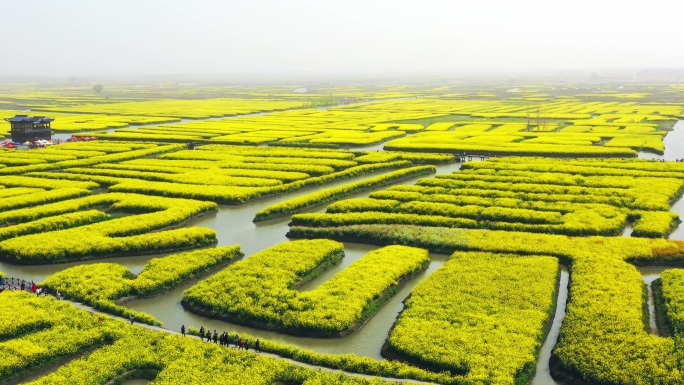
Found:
<box><xmin>3</xmin><ymin>278</ymin><xmax>265</xmax><ymax>355</ymax></box>
<box><xmin>0</xmin><ymin>277</ymin><xmax>61</xmax><ymax>300</ymax></box>
<box><xmin>181</xmin><ymin>325</ymin><xmax>260</xmax><ymax>352</ymax></box>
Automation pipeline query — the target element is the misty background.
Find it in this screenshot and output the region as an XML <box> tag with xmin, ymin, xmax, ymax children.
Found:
<box><xmin>2</xmin><ymin>0</ymin><xmax>684</xmax><ymax>80</ymax></box>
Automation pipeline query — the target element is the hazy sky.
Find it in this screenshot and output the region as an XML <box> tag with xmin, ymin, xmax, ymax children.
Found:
<box><xmin>2</xmin><ymin>0</ymin><xmax>683</xmax><ymax>78</ymax></box>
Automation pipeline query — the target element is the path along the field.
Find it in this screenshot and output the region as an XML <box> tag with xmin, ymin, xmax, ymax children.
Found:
<box><xmin>66</xmin><ymin>300</ymin><xmax>434</xmax><ymax>385</ymax></box>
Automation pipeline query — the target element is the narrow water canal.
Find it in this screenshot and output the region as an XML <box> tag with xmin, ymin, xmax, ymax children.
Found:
<box><xmin>532</xmin><ymin>267</ymin><xmax>569</xmax><ymax>385</ymax></box>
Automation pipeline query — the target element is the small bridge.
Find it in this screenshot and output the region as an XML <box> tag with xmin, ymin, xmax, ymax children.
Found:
<box><xmin>457</xmin><ymin>152</ymin><xmax>491</xmax><ymax>162</ymax></box>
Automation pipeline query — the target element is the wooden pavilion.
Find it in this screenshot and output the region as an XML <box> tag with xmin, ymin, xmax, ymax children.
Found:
<box><xmin>5</xmin><ymin>115</ymin><xmax>53</xmax><ymax>143</ymax></box>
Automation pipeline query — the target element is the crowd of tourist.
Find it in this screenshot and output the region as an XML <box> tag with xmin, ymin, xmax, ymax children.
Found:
<box><xmin>184</xmin><ymin>325</ymin><xmax>261</xmax><ymax>352</ymax></box>
<box><xmin>1</xmin><ymin>276</ymin><xmax>265</xmax><ymax>355</ymax></box>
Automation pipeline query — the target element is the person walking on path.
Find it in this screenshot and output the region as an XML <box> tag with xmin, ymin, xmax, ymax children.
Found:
<box><xmin>244</xmin><ymin>340</ymin><xmax>249</xmax><ymax>351</ymax></box>
<box><xmin>129</xmin><ymin>315</ymin><xmax>134</xmax><ymax>325</ymax></box>
<box><xmin>199</xmin><ymin>326</ymin><xmax>205</xmax><ymax>340</ymax></box>
<box><xmin>255</xmin><ymin>339</ymin><xmax>260</xmax><ymax>353</ymax></box>
<box><xmin>181</xmin><ymin>325</ymin><xmax>186</xmax><ymax>337</ymax></box>
<box><xmin>213</xmin><ymin>330</ymin><xmax>218</xmax><ymax>344</ymax></box>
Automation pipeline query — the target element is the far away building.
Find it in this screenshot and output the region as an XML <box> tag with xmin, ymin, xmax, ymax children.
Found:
<box><xmin>5</xmin><ymin>115</ymin><xmax>54</xmax><ymax>143</ymax></box>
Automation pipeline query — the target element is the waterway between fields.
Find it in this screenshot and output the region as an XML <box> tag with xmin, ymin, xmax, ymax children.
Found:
<box><xmin>1</xmin><ymin>121</ymin><xmax>684</xmax><ymax>384</ymax></box>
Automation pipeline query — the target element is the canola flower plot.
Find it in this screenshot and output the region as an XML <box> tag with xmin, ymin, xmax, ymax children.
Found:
<box><xmin>352</xmin><ymin>150</ymin><xmax>455</xmax><ymax>164</ymax></box>
<box><xmin>385</xmin><ymin>251</ymin><xmax>559</xmax><ymax>384</ymax></box>
<box><xmin>35</xmin><ymin>97</ymin><xmax>306</xmax><ymax>119</ymax></box>
<box><xmin>183</xmin><ymin>328</ymin><xmax>467</xmax><ymax>385</ymax></box>
<box><xmin>286</xmin><ymin>223</ymin><xmax>684</xmax><ymax>265</ymax></box>
<box><xmin>0</xmin><ymin>142</ymin><xmax>184</xmax><ymax>175</ymax></box>
<box><xmin>0</xmin><ymin>292</ymin><xmax>112</xmax><ymax>380</ymax></box>
<box><xmin>656</xmin><ymin>269</ymin><xmax>684</xmax><ymax>337</ymax></box>
<box><xmin>2</xmin><ymin>85</ymin><xmax>684</xmax><ymax>385</ymax></box>
<box><xmin>94</xmin><ymin>163</ymin><xmax>312</xmax><ymax>182</ymax></box>
<box><xmin>65</xmin><ymin>166</ymin><xmax>284</xmax><ymax>187</ymax></box>
<box><xmin>41</xmin><ymin>246</ymin><xmax>243</xmax><ymax>326</ymax></box>
<box><xmin>253</xmin><ymin>165</ymin><xmax>436</xmax><ymax>221</ymax></box>
<box><xmin>383</xmin><ymin>132</ymin><xmax>642</xmax><ymax>157</ymax></box>
<box><xmin>106</xmin><ymin>160</ymin><xmax>413</xmax><ymax>204</ymax></box>
<box><xmin>0</xmin><ymin>187</ymin><xmax>43</xmax><ymax>198</ymax></box>
<box><xmin>52</xmin><ymin>93</ymin><xmax>681</xmax><ymax>154</ymax></box>
<box><xmin>551</xmin><ymin>255</ymin><xmax>682</xmax><ymax>385</ymax></box>
<box><xmin>287</xmin><ymin>224</ymin><xmax>684</xmax><ymax>385</ymax></box>
<box><xmin>0</xmin><ymin>192</ymin><xmax>218</xmax><ymax>263</ymax></box>
<box><xmin>0</xmin><ymin>210</ymin><xmax>109</xmax><ymax>241</ymax></box>
<box><xmin>9</xmin><ymin>143</ymin><xmax>450</xmax><ymax>204</ymax></box>
<box><xmin>0</xmin><ymin>292</ymin><xmax>392</xmax><ymax>385</ymax></box>
<box><xmin>373</xmin><ymin>98</ymin><xmax>675</xmax><ymax>156</ymax></box>
<box><xmin>295</xmin><ymin>157</ymin><xmax>684</xmax><ymax>237</ymax></box>
<box><xmin>0</xmin><ymin>187</ymin><xmax>91</xmax><ymax>211</ymax></box>
<box><xmin>182</xmin><ymin>240</ymin><xmax>430</xmax><ymax>337</ymax></box>
<box><xmin>0</xmin><ymin>175</ymin><xmax>98</xmax><ymax>190</ymax></box>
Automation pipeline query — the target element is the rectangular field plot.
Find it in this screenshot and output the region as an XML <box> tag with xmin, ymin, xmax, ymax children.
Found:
<box><xmin>356</xmin><ymin>98</ymin><xmax>676</xmax><ymax>156</ymax></box>
<box><xmin>87</xmin><ymin>108</ymin><xmax>435</xmax><ymax>146</ymax></box>
<box><xmin>41</xmin><ymin>246</ymin><xmax>243</xmax><ymax>325</ymax></box>
<box><xmin>384</xmin><ymin>251</ymin><xmax>559</xmax><ymax>384</ymax></box>
<box><xmin>0</xmin><ymin>291</ymin><xmax>389</xmax><ymax>385</ymax></box>
<box><xmin>383</xmin><ymin>129</ymin><xmax>665</xmax><ymax>157</ymax></box>
<box><xmin>67</xmin><ymin>97</ymin><xmax>682</xmax><ymax>155</ymax></box>
<box><xmin>287</xmin><ymin>221</ymin><xmax>684</xmax><ymax>385</ymax></box>
<box><xmin>182</xmin><ymin>240</ymin><xmax>429</xmax><ymax>337</ymax></box>
<box><xmin>292</xmin><ymin>157</ymin><xmax>684</xmax><ymax>237</ymax></box>
<box><xmin>34</xmin><ymin>97</ymin><xmax>306</xmax><ymax>119</ymax></box>
<box><xmin>4</xmin><ymin>141</ymin><xmax>452</xmax><ymax>204</ymax></box>
<box><xmin>0</xmin><ymin>142</ymin><xmax>184</xmax><ymax>175</ymax></box>
<box><xmin>0</xmin><ymin>187</ymin><xmax>217</xmax><ymax>263</ymax></box>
